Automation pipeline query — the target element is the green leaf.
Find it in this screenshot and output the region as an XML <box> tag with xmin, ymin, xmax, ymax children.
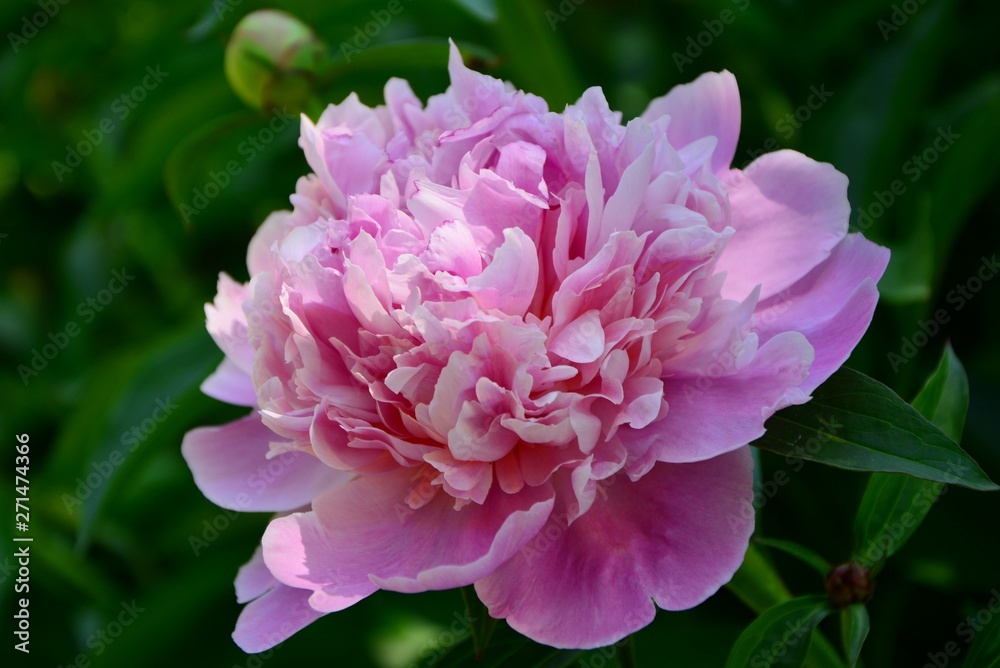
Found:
<box><xmin>754</xmin><ymin>537</ymin><xmax>832</xmax><ymax>576</ymax></box>
<box><xmin>726</xmin><ymin>595</ymin><xmax>832</xmax><ymax>668</ymax></box>
<box><xmin>852</xmin><ymin>345</ymin><xmax>970</xmax><ymax>568</ymax></box>
<box><xmin>752</xmin><ymin>367</ymin><xmax>997</xmax><ymax>491</ymax></box>
<box><xmin>964</xmin><ymin>598</ymin><xmax>1000</xmax><ymax>667</ymax></box>
<box><xmin>840</xmin><ymin>605</ymin><xmax>869</xmax><ymax>668</ymax></box>
<box><xmin>728</xmin><ymin>543</ymin><xmax>794</xmax><ymax>615</ymax></box>
<box><xmin>495</xmin><ymin>0</ymin><xmax>583</xmax><ymax>108</ymax></box>
<box><xmin>924</xmin><ymin>78</ymin><xmax>1000</xmax><ymax>288</ymax></box>
<box><xmin>910</xmin><ymin>343</ymin><xmax>970</xmax><ymax>442</ymax></box>
<box><xmin>727</xmin><ymin>545</ymin><xmax>845</xmax><ymax>668</ymax></box>
<box><xmin>447</xmin><ymin>0</ymin><xmax>498</xmax><ymax>22</ymax></box>
<box><xmin>74</xmin><ymin>327</ymin><xmax>222</xmax><ymax>548</ymax></box>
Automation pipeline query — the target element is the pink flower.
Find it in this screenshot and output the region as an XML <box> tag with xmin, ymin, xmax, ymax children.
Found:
<box><xmin>182</xmin><ymin>42</ymin><xmax>888</xmax><ymax>652</ymax></box>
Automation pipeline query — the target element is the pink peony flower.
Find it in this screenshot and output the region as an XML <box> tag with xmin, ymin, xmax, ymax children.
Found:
<box><xmin>182</xmin><ymin>42</ymin><xmax>888</xmax><ymax>652</ymax></box>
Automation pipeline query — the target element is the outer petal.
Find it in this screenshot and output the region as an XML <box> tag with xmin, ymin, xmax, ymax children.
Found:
<box><xmin>233</xmin><ymin>582</ymin><xmax>329</xmax><ymax>654</ymax></box>
<box><xmin>181</xmin><ymin>414</ymin><xmax>350</xmax><ymax>512</ymax></box>
<box><xmin>718</xmin><ymin>150</ymin><xmax>850</xmax><ymax>301</ymax></box>
<box><xmin>641</xmin><ymin>71</ymin><xmax>740</xmax><ymax>175</ymax></box>
<box><xmin>754</xmin><ymin>233</ymin><xmax>889</xmax><ymax>393</ymax></box>
<box><xmin>206</xmin><ymin>273</ymin><xmax>254</xmax><ymax>373</ymax></box>
<box><xmin>262</xmin><ymin>468</ymin><xmax>554</xmax><ymax>601</ymax></box>
<box><xmin>475</xmin><ymin>448</ymin><xmax>755</xmax><ymax>649</ymax></box>
<box><xmin>201</xmin><ymin>357</ymin><xmax>257</xmax><ymax>406</ymax></box>
<box><xmin>651</xmin><ymin>331</ymin><xmax>814</xmax><ymax>463</ymax></box>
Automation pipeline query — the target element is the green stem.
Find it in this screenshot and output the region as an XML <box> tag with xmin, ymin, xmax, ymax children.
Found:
<box><xmin>461</xmin><ymin>586</ymin><xmax>498</xmax><ymax>660</ymax></box>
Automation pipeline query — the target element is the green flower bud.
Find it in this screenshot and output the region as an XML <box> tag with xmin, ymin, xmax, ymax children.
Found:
<box><xmin>224</xmin><ymin>10</ymin><xmax>328</xmax><ymax>113</ymax></box>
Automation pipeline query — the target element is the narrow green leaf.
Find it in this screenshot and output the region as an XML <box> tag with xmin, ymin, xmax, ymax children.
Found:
<box><xmin>963</xmin><ymin>596</ymin><xmax>1000</xmax><ymax>667</ymax></box>
<box><xmin>495</xmin><ymin>0</ymin><xmax>583</xmax><ymax>108</ymax></box>
<box><xmin>447</xmin><ymin>0</ymin><xmax>498</xmax><ymax>22</ymax></box>
<box><xmin>727</xmin><ymin>546</ymin><xmax>845</xmax><ymax>668</ymax></box>
<box><xmin>728</xmin><ymin>543</ymin><xmax>794</xmax><ymax>615</ymax></box>
<box><xmin>840</xmin><ymin>605</ymin><xmax>869</xmax><ymax>668</ymax></box>
<box><xmin>752</xmin><ymin>367</ymin><xmax>997</xmax><ymax>491</ymax></box>
<box><xmin>910</xmin><ymin>343</ymin><xmax>970</xmax><ymax>441</ymax></box>
<box><xmin>755</xmin><ymin>537</ymin><xmax>832</xmax><ymax>576</ymax></box>
<box><xmin>852</xmin><ymin>345</ymin><xmax>969</xmax><ymax>568</ymax></box>
<box><xmin>725</xmin><ymin>595</ymin><xmax>832</xmax><ymax>668</ymax></box>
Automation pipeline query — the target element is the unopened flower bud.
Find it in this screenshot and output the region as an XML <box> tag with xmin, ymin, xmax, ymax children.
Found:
<box><xmin>825</xmin><ymin>562</ymin><xmax>875</xmax><ymax>608</ymax></box>
<box><xmin>224</xmin><ymin>10</ymin><xmax>328</xmax><ymax>113</ymax></box>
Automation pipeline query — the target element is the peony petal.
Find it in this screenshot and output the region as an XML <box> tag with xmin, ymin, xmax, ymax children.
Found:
<box><xmin>201</xmin><ymin>357</ymin><xmax>257</xmax><ymax>407</ymax></box>
<box><xmin>181</xmin><ymin>414</ymin><xmax>350</xmax><ymax>512</ymax></box>
<box><xmin>475</xmin><ymin>448</ymin><xmax>755</xmax><ymax>649</ymax></box>
<box><xmin>235</xmin><ymin>546</ymin><xmax>276</xmax><ymax>604</ymax></box>
<box><xmin>262</xmin><ymin>468</ymin><xmax>554</xmax><ymax>598</ymax></box>
<box><xmin>641</xmin><ymin>71</ymin><xmax>740</xmax><ymax>175</ymax></box>
<box><xmin>651</xmin><ymin>330</ymin><xmax>815</xmax><ymax>463</ymax></box>
<box><xmin>232</xmin><ymin>582</ymin><xmax>329</xmax><ymax>654</ymax></box>
<box><xmin>718</xmin><ymin>150</ymin><xmax>850</xmax><ymax>301</ymax></box>
<box><xmin>467</xmin><ymin>227</ymin><xmax>540</xmax><ymax>316</ymax></box>
<box><xmin>754</xmin><ymin>233</ymin><xmax>889</xmax><ymax>393</ymax></box>
<box><xmin>205</xmin><ymin>273</ymin><xmax>254</xmax><ymax>374</ymax></box>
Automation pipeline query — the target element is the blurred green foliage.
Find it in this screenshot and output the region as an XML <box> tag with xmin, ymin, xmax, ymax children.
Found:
<box><xmin>1</xmin><ymin>0</ymin><xmax>999</xmax><ymax>666</ymax></box>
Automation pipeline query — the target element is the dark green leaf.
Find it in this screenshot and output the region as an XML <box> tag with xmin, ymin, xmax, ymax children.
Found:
<box><xmin>495</xmin><ymin>0</ymin><xmax>583</xmax><ymax>108</ymax></box>
<box><xmin>754</xmin><ymin>537</ymin><xmax>832</xmax><ymax>576</ymax></box>
<box><xmin>852</xmin><ymin>345</ymin><xmax>969</xmax><ymax>567</ymax></box>
<box><xmin>753</xmin><ymin>367</ymin><xmax>997</xmax><ymax>491</ymax></box>
<box><xmin>727</xmin><ymin>546</ymin><xmax>845</xmax><ymax>668</ymax></box>
<box><xmin>964</xmin><ymin>598</ymin><xmax>1000</xmax><ymax>667</ymax></box>
<box><xmin>841</xmin><ymin>605</ymin><xmax>869</xmax><ymax>668</ymax></box>
<box><xmin>725</xmin><ymin>595</ymin><xmax>832</xmax><ymax>668</ymax></box>
<box><xmin>911</xmin><ymin>343</ymin><xmax>970</xmax><ymax>441</ymax></box>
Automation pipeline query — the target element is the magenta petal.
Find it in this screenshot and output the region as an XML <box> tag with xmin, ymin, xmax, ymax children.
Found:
<box><xmin>181</xmin><ymin>414</ymin><xmax>350</xmax><ymax>512</ymax></box>
<box><xmin>475</xmin><ymin>448</ymin><xmax>755</xmax><ymax>649</ymax></box>
<box><xmin>652</xmin><ymin>331</ymin><xmax>814</xmax><ymax>463</ymax></box>
<box><xmin>262</xmin><ymin>468</ymin><xmax>554</xmax><ymax>598</ymax></box>
<box><xmin>754</xmin><ymin>233</ymin><xmax>889</xmax><ymax>393</ymax></box>
<box><xmin>718</xmin><ymin>150</ymin><xmax>849</xmax><ymax>301</ymax></box>
<box><xmin>232</xmin><ymin>583</ymin><xmax>328</xmax><ymax>654</ymax></box>
<box><xmin>201</xmin><ymin>357</ymin><xmax>257</xmax><ymax>407</ymax></box>
<box><xmin>641</xmin><ymin>71</ymin><xmax>740</xmax><ymax>175</ymax></box>
<box><xmin>235</xmin><ymin>547</ymin><xmax>275</xmax><ymax>604</ymax></box>
<box><xmin>205</xmin><ymin>273</ymin><xmax>254</xmax><ymax>373</ymax></box>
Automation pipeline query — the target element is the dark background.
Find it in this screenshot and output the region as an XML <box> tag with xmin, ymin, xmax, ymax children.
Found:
<box><xmin>1</xmin><ymin>0</ymin><xmax>998</xmax><ymax>666</ymax></box>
